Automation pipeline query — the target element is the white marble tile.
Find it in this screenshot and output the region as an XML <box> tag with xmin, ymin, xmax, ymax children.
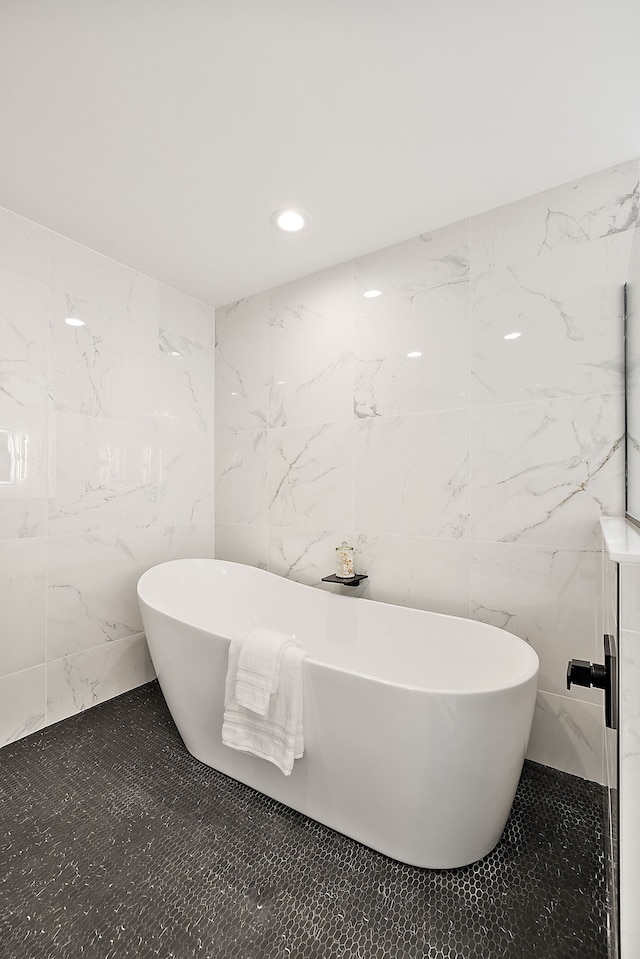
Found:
<box><xmin>156</xmin><ymin>290</ymin><xmax>214</xmax><ymax>432</ymax></box>
<box><xmin>355</xmin><ymin>533</ymin><xmax>470</xmax><ymax>616</ymax></box>
<box><xmin>354</xmin><ymin>218</ymin><xmax>469</xmax><ymax>297</ymax></box>
<box><xmin>0</xmin><ymin>205</ymin><xmax>49</xmax><ymax>285</ymax></box>
<box><xmin>0</xmin><ymin>404</ymin><xmax>48</xmax><ymax>539</ymax></box>
<box><xmin>0</xmin><ymin>268</ymin><xmax>49</xmax><ymax>409</ymax></box>
<box><xmin>215</xmin><ymin>523</ymin><xmax>269</xmax><ymax>569</ymax></box>
<box><xmin>158</xmin><ymin>524</ymin><xmax>214</xmax><ymax>562</ymax></box>
<box><xmin>48</xmin><ymin>292</ymin><xmax>158</xmax><ymax>422</ymax></box>
<box><xmin>216</xmin><ymin>289</ymin><xmax>274</xmax><ymax>345</ymax></box>
<box><xmin>0</xmin><ymin>664</ymin><xmax>45</xmax><ymax>745</ymax></box>
<box><xmin>159</xmin><ymin>284</ymin><xmax>214</xmax><ymax>347</ymax></box>
<box><xmin>268</xmin><ymin>422</ymin><xmax>354</xmax><ymax>530</ymax></box>
<box><xmin>48</xmin><ymin>413</ymin><xmax>159</xmax><ymax>535</ymax></box>
<box><xmin>49</xmin><ymin>231</ymin><xmax>159</xmax><ymax>319</ymax></box>
<box><xmin>158</xmin><ymin>426</ymin><xmax>213</xmax><ymax>527</ymax></box>
<box><xmin>158</xmin><ymin>328</ymin><xmax>214</xmax><ymax>433</ymax></box>
<box><xmin>215</xmin><ymin>430</ymin><xmax>267</xmax><ymax>525</ymax></box>
<box><xmin>470</xmin><ymin>542</ymin><xmax>601</xmax><ymax>701</ymax></box>
<box><xmin>47</xmin><ymin>528</ymin><xmax>158</xmax><ymax>660</ymax></box>
<box><xmin>470</xmin><ymin>393</ymin><xmax>624</xmax><ymax>549</ymax></box>
<box><xmin>268</xmin><ymin>527</ymin><xmax>353</xmax><ymax>587</ymax></box>
<box><xmin>269</xmin><ymin>263</ymin><xmax>355</xmax><ymax>325</ymax></box>
<box><xmin>470</xmin><ymin>233</ymin><xmax>631</xmax><ymax>404</ymax></box>
<box><xmin>268</xmin><ymin>308</ymin><xmax>353</xmax><ymax>428</ymax></box>
<box><xmin>221</xmin><ymin>268</ymin><xmax>354</xmax><ymax>433</ymax></box>
<box><xmin>0</xmin><ymin>538</ymin><xmax>46</xmax><ymax>676</ymax></box>
<box><xmin>215</xmin><ymin>335</ymin><xmax>269</xmax><ymax>433</ymax></box>
<box><xmin>46</xmin><ymin>633</ymin><xmax>155</xmax><ymax>727</ymax></box>
<box><xmin>354</xmin><ymin>409</ymin><xmax>469</xmax><ymax>538</ymax></box>
<box><xmin>526</xmin><ymin>690</ymin><xmax>604</xmax><ymax>783</ymax></box>
<box><xmin>354</xmin><ymin>279</ymin><xmax>468</xmax><ymax>417</ymax></box>
<box><xmin>470</xmin><ymin>158</ymin><xmax>640</xmax><ymax>274</ymax></box>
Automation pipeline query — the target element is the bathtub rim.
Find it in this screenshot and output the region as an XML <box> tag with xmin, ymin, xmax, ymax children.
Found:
<box><xmin>137</xmin><ymin>558</ymin><xmax>540</xmax><ymax>698</ymax></box>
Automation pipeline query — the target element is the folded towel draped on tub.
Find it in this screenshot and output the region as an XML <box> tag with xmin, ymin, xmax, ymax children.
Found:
<box><xmin>235</xmin><ymin>626</ymin><xmax>298</xmax><ymax>714</ymax></box>
<box><xmin>222</xmin><ymin>629</ymin><xmax>307</xmax><ymax>776</ymax></box>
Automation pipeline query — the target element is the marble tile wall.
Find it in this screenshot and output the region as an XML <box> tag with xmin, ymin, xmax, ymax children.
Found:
<box><xmin>0</xmin><ymin>208</ymin><xmax>215</xmax><ymax>746</ymax></box>
<box><xmin>215</xmin><ymin>158</ymin><xmax>640</xmax><ymax>783</ymax></box>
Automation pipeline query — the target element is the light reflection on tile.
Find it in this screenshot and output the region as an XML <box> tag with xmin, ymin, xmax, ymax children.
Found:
<box><xmin>0</xmin><ymin>405</ymin><xmax>48</xmax><ymax>539</ymax></box>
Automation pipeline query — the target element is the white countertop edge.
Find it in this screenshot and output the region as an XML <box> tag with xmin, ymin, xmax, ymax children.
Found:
<box><xmin>600</xmin><ymin>516</ymin><xmax>640</xmax><ymax>563</ymax></box>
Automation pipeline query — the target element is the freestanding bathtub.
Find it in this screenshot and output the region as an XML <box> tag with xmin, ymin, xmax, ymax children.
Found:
<box><xmin>137</xmin><ymin>559</ymin><xmax>539</xmax><ymax>869</ymax></box>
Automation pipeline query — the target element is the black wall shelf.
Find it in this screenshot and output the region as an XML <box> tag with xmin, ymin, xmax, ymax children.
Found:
<box><xmin>321</xmin><ymin>573</ymin><xmax>368</xmax><ymax>588</ymax></box>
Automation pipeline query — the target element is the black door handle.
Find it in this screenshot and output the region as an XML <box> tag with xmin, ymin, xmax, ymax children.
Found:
<box><xmin>566</xmin><ymin>634</ymin><xmax>617</xmax><ymax>729</ymax></box>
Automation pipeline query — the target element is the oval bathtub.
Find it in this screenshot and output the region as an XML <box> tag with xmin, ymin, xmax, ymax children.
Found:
<box><xmin>137</xmin><ymin>559</ymin><xmax>539</xmax><ymax>869</ymax></box>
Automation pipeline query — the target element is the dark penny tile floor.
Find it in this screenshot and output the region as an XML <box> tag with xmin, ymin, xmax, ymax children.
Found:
<box><xmin>0</xmin><ymin>682</ymin><xmax>608</xmax><ymax>959</ymax></box>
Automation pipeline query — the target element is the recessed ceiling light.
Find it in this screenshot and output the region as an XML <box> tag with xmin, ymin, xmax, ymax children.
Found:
<box><xmin>407</xmin><ymin>351</ymin><xmax>423</xmax><ymax>358</ymax></box>
<box><xmin>504</xmin><ymin>331</ymin><xmax>522</xmax><ymax>340</ymax></box>
<box><xmin>270</xmin><ymin>209</ymin><xmax>310</xmax><ymax>233</ymax></box>
<box><xmin>64</xmin><ymin>317</ymin><xmax>85</xmax><ymax>327</ymax></box>
<box><xmin>363</xmin><ymin>290</ymin><xmax>382</xmax><ymax>298</ymax></box>
<box><xmin>168</xmin><ymin>350</ymin><xmax>183</xmax><ymax>358</ymax></box>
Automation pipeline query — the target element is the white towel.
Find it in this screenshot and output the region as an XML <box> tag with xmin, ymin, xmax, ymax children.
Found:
<box><xmin>222</xmin><ymin>633</ymin><xmax>306</xmax><ymax>776</ymax></box>
<box><xmin>235</xmin><ymin>626</ymin><xmax>296</xmax><ymax>715</ymax></box>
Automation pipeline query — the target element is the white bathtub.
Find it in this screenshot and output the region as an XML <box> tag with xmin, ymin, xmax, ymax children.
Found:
<box><xmin>137</xmin><ymin>559</ymin><xmax>539</xmax><ymax>869</ymax></box>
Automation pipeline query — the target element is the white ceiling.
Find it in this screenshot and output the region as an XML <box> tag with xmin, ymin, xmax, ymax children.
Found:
<box><xmin>1</xmin><ymin>0</ymin><xmax>639</xmax><ymax>307</ymax></box>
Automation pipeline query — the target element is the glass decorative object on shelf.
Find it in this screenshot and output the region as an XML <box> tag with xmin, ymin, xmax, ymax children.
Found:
<box><xmin>335</xmin><ymin>541</ymin><xmax>355</xmax><ymax>579</ymax></box>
